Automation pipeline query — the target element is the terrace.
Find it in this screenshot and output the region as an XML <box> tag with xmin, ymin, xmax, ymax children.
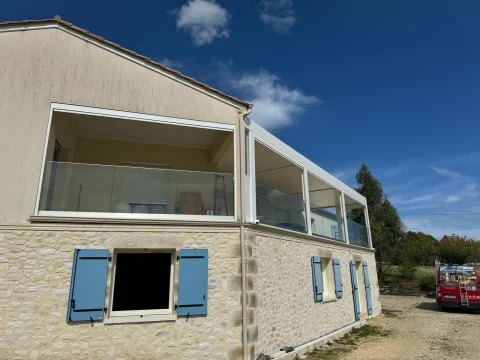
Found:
<box><xmin>36</xmin><ymin>105</ymin><xmax>236</xmax><ymax>222</ymax></box>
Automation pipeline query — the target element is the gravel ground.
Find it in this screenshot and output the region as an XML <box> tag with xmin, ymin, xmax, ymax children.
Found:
<box><xmin>342</xmin><ymin>295</ymin><xmax>480</xmax><ymax>360</ymax></box>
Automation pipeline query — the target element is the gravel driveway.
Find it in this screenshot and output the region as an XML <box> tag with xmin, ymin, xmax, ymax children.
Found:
<box><xmin>342</xmin><ymin>295</ymin><xmax>480</xmax><ymax>360</ymax></box>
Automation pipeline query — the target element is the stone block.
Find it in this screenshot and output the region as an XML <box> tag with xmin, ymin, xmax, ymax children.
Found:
<box><xmin>318</xmin><ymin>249</ymin><xmax>332</xmax><ymax>258</ymax></box>
<box><xmin>247</xmin><ymin>325</ymin><xmax>258</xmax><ymax>343</ymax></box>
<box><xmin>230</xmin><ymin>310</ymin><xmax>243</xmax><ymax>327</ymax></box>
<box><xmin>246</xmin><ymin>243</ymin><xmax>253</xmax><ymax>258</ymax></box>
<box><xmin>246</xmin><ymin>292</ymin><xmax>258</xmax><ymax>308</ymax></box>
<box><xmin>247</xmin><ymin>309</ymin><xmax>254</xmax><ymax>325</ymax></box>
<box><xmin>246</xmin><ymin>260</ymin><xmax>258</xmax><ymax>274</ymax></box>
<box><xmin>228</xmin><ymin>275</ymin><xmax>242</xmax><ymax>291</ymax></box>
<box><xmin>228</xmin><ymin>346</ymin><xmax>243</xmax><ymax>360</ymax></box>
<box><xmin>230</xmin><ymin>243</ymin><xmax>241</xmax><ymax>258</ymax></box>
<box><xmin>247</xmin><ymin>275</ymin><xmax>254</xmax><ymax>291</ymax></box>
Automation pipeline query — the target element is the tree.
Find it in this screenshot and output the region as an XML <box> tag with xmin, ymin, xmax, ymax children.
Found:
<box><xmin>355</xmin><ymin>163</ymin><xmax>405</xmax><ymax>280</ymax></box>
<box><xmin>438</xmin><ymin>238</ymin><xmax>480</xmax><ymax>264</ymax></box>
<box><xmin>401</xmin><ymin>231</ymin><xmax>439</xmax><ymax>266</ymax></box>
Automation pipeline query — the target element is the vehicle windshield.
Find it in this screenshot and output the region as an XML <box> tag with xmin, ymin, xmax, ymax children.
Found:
<box><xmin>439</xmin><ymin>265</ymin><xmax>478</xmax><ymax>289</ymax></box>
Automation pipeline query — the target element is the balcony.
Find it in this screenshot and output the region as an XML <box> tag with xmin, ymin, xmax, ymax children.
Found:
<box><xmin>39</xmin><ymin>162</ymin><xmax>235</xmax><ymax>220</ymax></box>
<box><xmin>35</xmin><ymin>106</ymin><xmax>238</xmax><ymax>222</ymax></box>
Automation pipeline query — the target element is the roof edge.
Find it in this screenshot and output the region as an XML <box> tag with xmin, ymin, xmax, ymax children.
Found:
<box><xmin>0</xmin><ymin>18</ymin><xmax>253</xmax><ymax>110</ymax></box>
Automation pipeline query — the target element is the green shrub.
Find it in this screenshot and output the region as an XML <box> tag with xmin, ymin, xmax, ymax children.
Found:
<box><xmin>419</xmin><ymin>273</ymin><xmax>436</xmax><ymax>291</ymax></box>
<box><xmin>398</xmin><ymin>262</ymin><xmax>417</xmax><ymax>281</ymax></box>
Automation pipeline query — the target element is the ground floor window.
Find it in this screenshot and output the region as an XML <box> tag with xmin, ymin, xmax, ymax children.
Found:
<box><xmin>111</xmin><ymin>251</ymin><xmax>174</xmax><ymax>315</ymax></box>
<box><xmin>321</xmin><ymin>257</ymin><xmax>335</xmax><ymax>298</ymax></box>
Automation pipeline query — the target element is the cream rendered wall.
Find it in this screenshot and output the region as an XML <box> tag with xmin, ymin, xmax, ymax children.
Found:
<box><xmin>0</xmin><ymin>225</ymin><xmax>245</xmax><ymax>359</ymax></box>
<box><xmin>243</xmin><ymin>228</ymin><xmax>381</xmax><ymax>358</ymax></box>
<box><xmin>0</xmin><ymin>28</ymin><xmax>244</xmax><ymax>222</ymax></box>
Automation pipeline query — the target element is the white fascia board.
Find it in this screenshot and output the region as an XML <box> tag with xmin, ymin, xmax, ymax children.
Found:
<box><xmin>0</xmin><ymin>23</ymin><xmax>58</xmax><ymax>33</ymax></box>
<box><xmin>246</xmin><ymin>120</ymin><xmax>367</xmax><ymax>206</ymax></box>
<box><xmin>0</xmin><ymin>22</ymin><xmax>248</xmax><ymax>110</ymax></box>
<box><xmin>51</xmin><ymin>103</ymin><xmax>235</xmax><ymax>131</ymax></box>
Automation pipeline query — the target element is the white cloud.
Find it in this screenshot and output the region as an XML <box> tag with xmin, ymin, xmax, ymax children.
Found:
<box><xmin>175</xmin><ymin>0</ymin><xmax>230</xmax><ymax>47</ymax></box>
<box><xmin>460</xmin><ymin>184</ymin><xmax>478</xmax><ymax>197</ymax></box>
<box><xmin>232</xmin><ymin>70</ymin><xmax>318</xmax><ymax>130</ymax></box>
<box><xmin>445</xmin><ymin>195</ymin><xmax>461</xmax><ymax>203</ymax></box>
<box><xmin>259</xmin><ymin>0</ymin><xmax>296</xmax><ymax>34</ymax></box>
<box><xmin>331</xmin><ymin>166</ymin><xmax>358</xmax><ymax>184</ymax></box>
<box><xmin>160</xmin><ymin>57</ymin><xmax>183</xmax><ymax>69</ymax></box>
<box><xmin>391</xmin><ymin>192</ymin><xmax>441</xmax><ymax>205</ymax></box>
<box><xmin>430</xmin><ymin>166</ymin><xmax>465</xmax><ymax>180</ymax></box>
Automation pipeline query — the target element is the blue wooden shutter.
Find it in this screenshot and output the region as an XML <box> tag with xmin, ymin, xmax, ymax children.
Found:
<box><xmin>66</xmin><ymin>249</ymin><xmax>109</xmax><ymax>322</ymax></box>
<box><xmin>311</xmin><ymin>256</ymin><xmax>324</xmax><ymax>302</ymax></box>
<box><xmin>333</xmin><ymin>258</ymin><xmax>343</xmax><ymax>298</ymax></box>
<box><xmin>350</xmin><ymin>260</ymin><xmax>361</xmax><ymax>320</ymax></box>
<box><xmin>178</xmin><ymin>249</ymin><xmax>208</xmax><ymax>316</ymax></box>
<box><xmin>363</xmin><ymin>261</ymin><xmax>373</xmax><ymax>315</ymax></box>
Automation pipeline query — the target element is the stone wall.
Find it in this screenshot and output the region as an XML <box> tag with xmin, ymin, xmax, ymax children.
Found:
<box><xmin>0</xmin><ymin>226</ymin><xmax>243</xmax><ymax>359</ymax></box>
<box><xmin>244</xmin><ymin>228</ymin><xmax>381</xmax><ymax>358</ymax></box>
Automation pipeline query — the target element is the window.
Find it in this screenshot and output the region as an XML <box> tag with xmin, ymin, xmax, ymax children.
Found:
<box><xmin>66</xmin><ymin>247</ymin><xmax>209</xmax><ymax>323</ymax></box>
<box><xmin>110</xmin><ymin>250</ymin><xmax>174</xmax><ymax>316</ymax></box>
<box><xmin>321</xmin><ymin>257</ymin><xmax>335</xmax><ymax>299</ymax></box>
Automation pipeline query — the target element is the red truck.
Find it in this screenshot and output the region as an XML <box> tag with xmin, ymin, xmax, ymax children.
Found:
<box><xmin>437</xmin><ymin>264</ymin><xmax>480</xmax><ymax>312</ymax></box>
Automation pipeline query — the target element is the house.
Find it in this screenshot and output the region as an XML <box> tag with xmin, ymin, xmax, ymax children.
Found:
<box><xmin>0</xmin><ymin>18</ymin><xmax>381</xmax><ymax>360</ymax></box>
<box><xmin>440</xmin><ymin>235</ymin><xmax>464</xmax><ymax>244</ymax></box>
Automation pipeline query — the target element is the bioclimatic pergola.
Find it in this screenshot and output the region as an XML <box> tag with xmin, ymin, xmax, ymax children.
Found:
<box><xmin>243</xmin><ymin>119</ymin><xmax>372</xmax><ymax>248</ymax></box>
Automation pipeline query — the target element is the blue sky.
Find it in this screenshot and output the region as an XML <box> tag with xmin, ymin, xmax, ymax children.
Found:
<box><xmin>3</xmin><ymin>0</ymin><xmax>480</xmax><ymax>238</ymax></box>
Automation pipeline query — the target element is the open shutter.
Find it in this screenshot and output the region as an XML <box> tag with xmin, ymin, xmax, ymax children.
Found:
<box><xmin>178</xmin><ymin>249</ymin><xmax>208</xmax><ymax>316</ymax></box>
<box><xmin>350</xmin><ymin>260</ymin><xmax>361</xmax><ymax>320</ymax></box>
<box><xmin>333</xmin><ymin>258</ymin><xmax>343</xmax><ymax>298</ymax></box>
<box><xmin>363</xmin><ymin>261</ymin><xmax>373</xmax><ymax>315</ymax></box>
<box><xmin>67</xmin><ymin>249</ymin><xmax>109</xmax><ymax>322</ymax></box>
<box><xmin>311</xmin><ymin>256</ymin><xmax>324</xmax><ymax>302</ymax></box>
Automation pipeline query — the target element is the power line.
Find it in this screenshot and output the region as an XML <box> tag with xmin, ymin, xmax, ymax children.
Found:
<box><xmin>400</xmin><ymin>213</ymin><xmax>480</xmax><ymax>216</ymax></box>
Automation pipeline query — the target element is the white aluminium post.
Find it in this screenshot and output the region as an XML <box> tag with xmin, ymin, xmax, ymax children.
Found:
<box><xmin>340</xmin><ymin>192</ymin><xmax>350</xmax><ymax>244</ymax></box>
<box><xmin>364</xmin><ymin>203</ymin><xmax>373</xmax><ymax>249</ymax></box>
<box><xmin>302</xmin><ymin>169</ymin><xmax>312</xmax><ymax>235</ymax></box>
<box><xmin>248</xmin><ymin>134</ymin><xmax>257</xmax><ymax>223</ymax></box>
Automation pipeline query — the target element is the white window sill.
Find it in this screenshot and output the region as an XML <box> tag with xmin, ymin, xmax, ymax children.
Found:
<box><xmin>104</xmin><ymin>313</ymin><xmax>177</xmax><ymax>324</ymax></box>
<box><xmin>32</xmin><ymin>212</ymin><xmax>237</xmax><ymax>224</ymax></box>
<box><xmin>322</xmin><ymin>297</ymin><xmax>338</xmax><ymax>303</ymax></box>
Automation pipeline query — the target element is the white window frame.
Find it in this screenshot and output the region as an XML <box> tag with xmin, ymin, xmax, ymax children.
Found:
<box><xmin>34</xmin><ymin>103</ymin><xmax>238</xmax><ymax>223</ymax></box>
<box><xmin>107</xmin><ymin>248</ymin><xmax>176</xmax><ymax>319</ymax></box>
<box><xmin>244</xmin><ymin>119</ymin><xmax>372</xmax><ymax>249</ymax></box>
<box><xmin>321</xmin><ymin>257</ymin><xmax>335</xmax><ymax>299</ymax></box>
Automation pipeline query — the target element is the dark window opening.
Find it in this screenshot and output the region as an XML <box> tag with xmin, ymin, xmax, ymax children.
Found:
<box><xmin>112</xmin><ymin>252</ymin><xmax>172</xmax><ymax>311</ymax></box>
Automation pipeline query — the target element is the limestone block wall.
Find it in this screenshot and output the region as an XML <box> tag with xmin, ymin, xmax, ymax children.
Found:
<box><xmin>244</xmin><ymin>228</ymin><xmax>381</xmax><ymax>358</ymax></box>
<box><xmin>0</xmin><ymin>226</ymin><xmax>243</xmax><ymax>359</ymax></box>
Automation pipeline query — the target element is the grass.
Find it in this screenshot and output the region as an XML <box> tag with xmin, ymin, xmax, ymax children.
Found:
<box><xmin>382</xmin><ymin>309</ymin><xmax>401</xmax><ymax>318</ymax></box>
<box><xmin>383</xmin><ymin>265</ymin><xmax>436</xmax><ymax>279</ymax></box>
<box><xmin>300</xmin><ymin>325</ymin><xmax>388</xmax><ymax>359</ymax></box>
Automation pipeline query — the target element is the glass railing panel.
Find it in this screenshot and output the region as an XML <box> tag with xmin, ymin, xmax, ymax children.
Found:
<box><xmin>40</xmin><ymin>162</ymin><xmax>115</xmax><ymax>212</ymax></box>
<box><xmin>347</xmin><ymin>220</ymin><xmax>369</xmax><ymax>247</ymax></box>
<box><xmin>256</xmin><ymin>181</ymin><xmax>307</xmax><ymax>233</ymax></box>
<box><xmin>344</xmin><ymin>194</ymin><xmax>370</xmax><ymax>248</ymax></box>
<box><xmin>39</xmin><ymin>162</ymin><xmax>235</xmax><ymax>218</ymax></box>
<box><xmin>310</xmin><ymin>205</ymin><xmax>344</xmax><ymax>241</ymax></box>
